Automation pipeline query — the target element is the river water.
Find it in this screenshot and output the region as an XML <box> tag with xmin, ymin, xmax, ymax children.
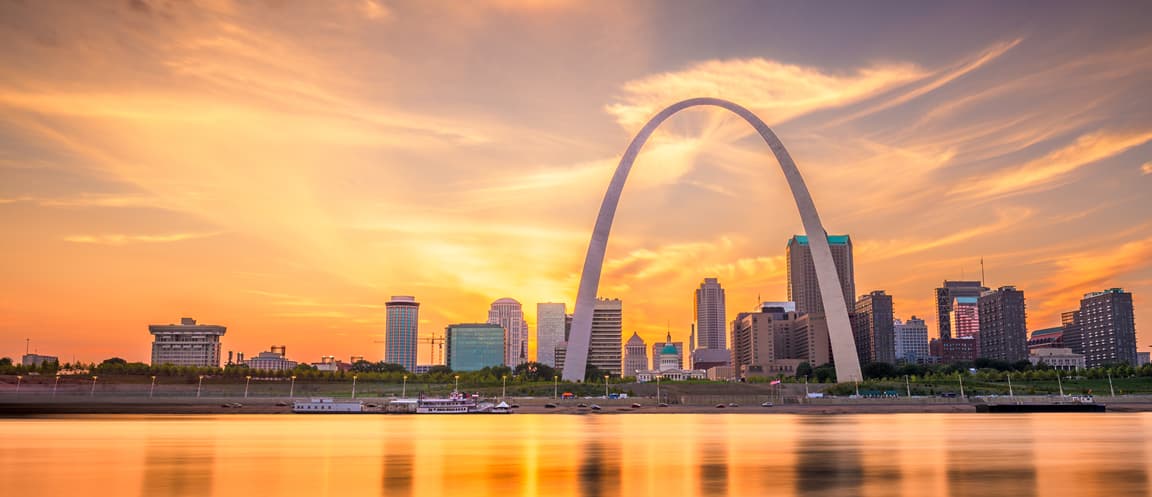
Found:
<box><xmin>1</xmin><ymin>413</ymin><xmax>1149</xmax><ymax>497</ymax></box>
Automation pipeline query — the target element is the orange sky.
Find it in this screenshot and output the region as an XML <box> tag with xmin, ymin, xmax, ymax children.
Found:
<box><xmin>1</xmin><ymin>1</ymin><xmax>1150</xmax><ymax>364</ymax></box>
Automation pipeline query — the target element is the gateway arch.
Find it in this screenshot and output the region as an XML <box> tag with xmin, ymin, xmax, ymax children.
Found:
<box><xmin>561</xmin><ymin>97</ymin><xmax>863</xmax><ymax>383</ymax></box>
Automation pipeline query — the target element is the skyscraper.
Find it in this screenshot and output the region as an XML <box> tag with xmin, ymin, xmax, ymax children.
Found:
<box><xmin>978</xmin><ymin>286</ymin><xmax>1028</xmax><ymax>362</ymax></box>
<box><xmin>894</xmin><ymin>316</ymin><xmax>930</xmax><ymax>363</ymax></box>
<box><xmin>1061</xmin><ymin>310</ymin><xmax>1084</xmax><ymax>354</ymax></box>
<box><xmin>935</xmin><ymin>280</ymin><xmax>987</xmax><ymax>340</ymax></box>
<box><xmin>786</xmin><ymin>235</ymin><xmax>855</xmax><ymax>316</ymax></box>
<box><xmin>445</xmin><ymin>323</ymin><xmax>506</xmax><ymax>372</ymax></box>
<box><xmin>149</xmin><ymin>317</ymin><xmax>226</xmax><ymax>367</ymax></box>
<box><xmin>623</xmin><ymin>332</ymin><xmax>648</xmax><ymax>376</ymax></box>
<box><xmin>694</xmin><ymin>278</ymin><xmax>728</xmax><ymax>350</ymax></box>
<box><xmin>589</xmin><ymin>297</ymin><xmax>623</xmax><ymax>376</ymax></box>
<box><xmin>852</xmin><ymin>291</ymin><xmax>895</xmax><ymax>364</ymax></box>
<box><xmin>536</xmin><ymin>303</ymin><xmax>567</xmax><ymax>367</ymax></box>
<box><xmin>1079</xmin><ymin>288</ymin><xmax>1137</xmax><ymax>367</ymax></box>
<box><xmin>488</xmin><ymin>298</ymin><xmax>528</xmax><ymax>367</ymax></box>
<box><xmin>385</xmin><ymin>296</ymin><xmax>420</xmax><ymax>372</ymax></box>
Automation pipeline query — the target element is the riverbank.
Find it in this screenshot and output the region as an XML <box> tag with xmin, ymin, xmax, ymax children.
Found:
<box><xmin>5</xmin><ymin>395</ymin><xmax>1152</xmax><ymax>416</ymax></box>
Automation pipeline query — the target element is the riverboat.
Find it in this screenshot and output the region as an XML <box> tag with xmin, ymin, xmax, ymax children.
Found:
<box><xmin>293</xmin><ymin>397</ymin><xmax>363</xmax><ymax>413</ymax></box>
<box><xmin>416</xmin><ymin>391</ymin><xmax>497</xmax><ymax>414</ymax></box>
<box><xmin>976</xmin><ymin>395</ymin><xmax>1105</xmax><ymax>413</ymax></box>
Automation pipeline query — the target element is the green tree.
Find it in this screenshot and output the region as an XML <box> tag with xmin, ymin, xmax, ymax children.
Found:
<box><xmin>795</xmin><ymin>362</ymin><xmax>813</xmax><ymax>379</ymax></box>
<box><xmin>584</xmin><ymin>363</ymin><xmax>608</xmax><ymax>382</ymax></box>
<box><xmin>513</xmin><ymin>361</ymin><xmax>556</xmax><ymax>381</ymax></box>
<box><xmin>426</xmin><ymin>365</ymin><xmax>453</xmax><ymax>375</ymax></box>
<box><xmin>862</xmin><ymin>362</ymin><xmax>897</xmax><ymax>380</ymax></box>
<box><xmin>378</xmin><ymin>362</ymin><xmax>407</xmax><ymax>373</ymax></box>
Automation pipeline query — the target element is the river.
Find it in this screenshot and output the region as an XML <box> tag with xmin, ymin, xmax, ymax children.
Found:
<box><xmin>1</xmin><ymin>413</ymin><xmax>1149</xmax><ymax>496</ymax></box>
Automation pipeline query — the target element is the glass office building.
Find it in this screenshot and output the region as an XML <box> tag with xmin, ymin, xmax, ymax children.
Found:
<box><xmin>445</xmin><ymin>323</ymin><xmax>506</xmax><ymax>371</ymax></box>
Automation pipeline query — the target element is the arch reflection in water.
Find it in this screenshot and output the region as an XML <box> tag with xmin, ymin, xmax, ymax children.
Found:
<box><xmin>3</xmin><ymin>414</ymin><xmax>1152</xmax><ymax>497</ymax></box>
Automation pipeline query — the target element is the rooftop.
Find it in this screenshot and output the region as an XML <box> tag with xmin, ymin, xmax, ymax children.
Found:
<box><xmin>789</xmin><ymin>234</ymin><xmax>851</xmax><ymax>246</ymax></box>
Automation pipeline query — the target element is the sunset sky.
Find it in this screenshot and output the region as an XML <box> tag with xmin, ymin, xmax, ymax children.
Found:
<box><xmin>1</xmin><ymin>1</ymin><xmax>1150</xmax><ymax>365</ymax></box>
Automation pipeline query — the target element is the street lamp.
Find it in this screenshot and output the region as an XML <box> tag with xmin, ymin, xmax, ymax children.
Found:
<box><xmin>90</xmin><ymin>376</ymin><xmax>98</xmax><ymax>397</ymax></box>
<box><xmin>53</xmin><ymin>375</ymin><xmax>60</xmax><ymax>398</ymax></box>
<box><xmin>553</xmin><ymin>375</ymin><xmax>558</xmax><ymax>400</ymax></box>
<box><xmin>289</xmin><ymin>375</ymin><xmax>297</xmax><ymax>398</ymax></box>
<box><xmin>15</xmin><ymin>375</ymin><xmax>22</xmax><ymax>397</ymax></box>
<box><xmin>502</xmin><ymin>375</ymin><xmax>507</xmax><ymax>400</ymax></box>
<box><xmin>656</xmin><ymin>375</ymin><xmax>661</xmax><ymax>403</ymax></box>
<box><xmin>352</xmin><ymin>375</ymin><xmax>358</xmax><ymax>399</ymax></box>
<box><xmin>454</xmin><ymin>375</ymin><xmax>460</xmax><ymax>393</ymax></box>
<box><xmin>197</xmin><ymin>375</ymin><xmax>205</xmax><ymax>398</ymax></box>
<box><xmin>150</xmin><ymin>375</ymin><xmax>157</xmax><ymax>399</ymax></box>
<box><xmin>402</xmin><ymin>375</ymin><xmax>408</xmax><ymax>398</ymax></box>
<box><xmin>244</xmin><ymin>375</ymin><xmax>252</xmax><ymax>398</ymax></box>
<box><xmin>604</xmin><ymin>375</ymin><xmax>609</xmax><ymax>398</ymax></box>
<box><xmin>904</xmin><ymin>375</ymin><xmax>911</xmax><ymax>397</ymax></box>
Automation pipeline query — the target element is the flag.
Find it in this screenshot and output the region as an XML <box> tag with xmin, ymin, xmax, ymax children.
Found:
<box><xmin>770</xmin><ymin>379</ymin><xmax>781</xmax><ymax>385</ymax></box>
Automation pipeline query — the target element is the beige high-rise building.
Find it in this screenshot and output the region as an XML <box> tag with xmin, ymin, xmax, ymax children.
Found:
<box><xmin>149</xmin><ymin>317</ymin><xmax>226</xmax><ymax>367</ymax></box>
<box><xmin>694</xmin><ymin>278</ymin><xmax>728</xmax><ymax>350</ymax></box>
<box><xmin>536</xmin><ymin>302</ymin><xmax>567</xmax><ymax>367</ymax></box>
<box><xmin>488</xmin><ymin>298</ymin><xmax>528</xmax><ymax>367</ymax></box>
<box><xmin>786</xmin><ymin>235</ymin><xmax>855</xmax><ymax>316</ymax></box>
<box><xmin>623</xmin><ymin>332</ymin><xmax>648</xmax><ymax>376</ymax></box>
<box><xmin>589</xmin><ymin>297</ymin><xmax>623</xmax><ymax>376</ymax></box>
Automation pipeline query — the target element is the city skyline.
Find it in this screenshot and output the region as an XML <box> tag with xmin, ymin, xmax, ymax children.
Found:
<box><xmin>2</xmin><ymin>1</ymin><xmax>1151</xmax><ymax>363</ymax></box>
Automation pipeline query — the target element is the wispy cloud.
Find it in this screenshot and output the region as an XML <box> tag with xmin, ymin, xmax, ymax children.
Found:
<box><xmin>826</xmin><ymin>38</ymin><xmax>1022</xmax><ymax>126</ymax></box>
<box><xmin>605</xmin><ymin>58</ymin><xmax>928</xmax><ymax>129</ymax></box>
<box><xmin>951</xmin><ymin>129</ymin><xmax>1152</xmax><ymax>200</ymax></box>
<box><xmin>1142</xmin><ymin>161</ymin><xmax>1152</xmax><ymax>175</ymax></box>
<box><xmin>62</xmin><ymin>231</ymin><xmax>223</xmax><ymax>246</ymax></box>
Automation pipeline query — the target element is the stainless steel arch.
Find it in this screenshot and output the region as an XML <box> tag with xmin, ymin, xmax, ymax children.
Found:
<box><xmin>561</xmin><ymin>97</ymin><xmax>863</xmax><ymax>383</ymax></box>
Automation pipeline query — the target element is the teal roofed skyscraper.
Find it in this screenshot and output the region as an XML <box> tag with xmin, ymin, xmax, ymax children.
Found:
<box><xmin>786</xmin><ymin>234</ymin><xmax>855</xmax><ymax>316</ymax></box>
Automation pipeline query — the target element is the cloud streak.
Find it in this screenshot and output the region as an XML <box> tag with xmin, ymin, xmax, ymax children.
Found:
<box><xmin>62</xmin><ymin>231</ymin><xmax>223</xmax><ymax>246</ymax></box>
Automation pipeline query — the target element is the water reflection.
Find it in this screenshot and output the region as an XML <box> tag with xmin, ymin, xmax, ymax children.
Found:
<box><xmin>141</xmin><ymin>433</ymin><xmax>215</xmax><ymax>496</ymax></box>
<box><xmin>381</xmin><ymin>434</ymin><xmax>412</xmax><ymax>496</ymax></box>
<box><xmin>945</xmin><ymin>415</ymin><xmax>1036</xmax><ymax>497</ymax></box>
<box><xmin>795</xmin><ymin>417</ymin><xmax>863</xmax><ymax>496</ymax></box>
<box><xmin>1</xmin><ymin>413</ymin><xmax>1150</xmax><ymax>497</ymax></box>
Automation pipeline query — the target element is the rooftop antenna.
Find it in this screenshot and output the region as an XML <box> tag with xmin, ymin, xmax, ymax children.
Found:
<box><xmin>26</xmin><ymin>338</ymin><xmax>30</xmax><ymax>356</ymax></box>
<box><xmin>980</xmin><ymin>257</ymin><xmax>986</xmax><ymax>285</ymax></box>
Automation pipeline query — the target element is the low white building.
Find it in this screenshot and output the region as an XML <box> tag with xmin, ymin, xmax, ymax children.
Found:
<box><xmin>635</xmin><ymin>343</ymin><xmax>708</xmax><ymax>382</ymax></box>
<box><xmin>1029</xmin><ymin>348</ymin><xmax>1085</xmax><ymax>371</ymax></box>
<box><xmin>245</xmin><ymin>346</ymin><xmax>297</xmax><ymax>371</ymax></box>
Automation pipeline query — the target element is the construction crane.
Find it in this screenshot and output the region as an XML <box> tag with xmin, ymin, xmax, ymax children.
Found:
<box><xmin>418</xmin><ymin>335</ymin><xmax>446</xmax><ymax>365</ymax></box>
<box><xmin>373</xmin><ymin>334</ymin><xmax>446</xmax><ymax>365</ymax></box>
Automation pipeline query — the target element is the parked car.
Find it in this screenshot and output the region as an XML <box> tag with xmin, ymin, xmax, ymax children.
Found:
<box><xmin>544</xmin><ymin>403</ymin><xmax>557</xmax><ymax>408</ymax></box>
<box><xmin>590</xmin><ymin>404</ymin><xmax>602</xmax><ymax>410</ymax></box>
<box><xmin>715</xmin><ymin>404</ymin><xmax>726</xmax><ymax>408</ymax></box>
<box><xmin>761</xmin><ymin>401</ymin><xmax>774</xmax><ymax>407</ymax></box>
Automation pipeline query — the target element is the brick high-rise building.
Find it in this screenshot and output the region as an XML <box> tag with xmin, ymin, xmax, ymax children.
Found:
<box><xmin>852</xmin><ymin>291</ymin><xmax>896</xmax><ymax>364</ymax></box>
<box><xmin>978</xmin><ymin>286</ymin><xmax>1028</xmax><ymax>362</ymax></box>
<box><xmin>1079</xmin><ymin>288</ymin><xmax>1137</xmax><ymax>367</ymax></box>
<box><xmin>935</xmin><ymin>281</ymin><xmax>987</xmax><ymax>340</ymax></box>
